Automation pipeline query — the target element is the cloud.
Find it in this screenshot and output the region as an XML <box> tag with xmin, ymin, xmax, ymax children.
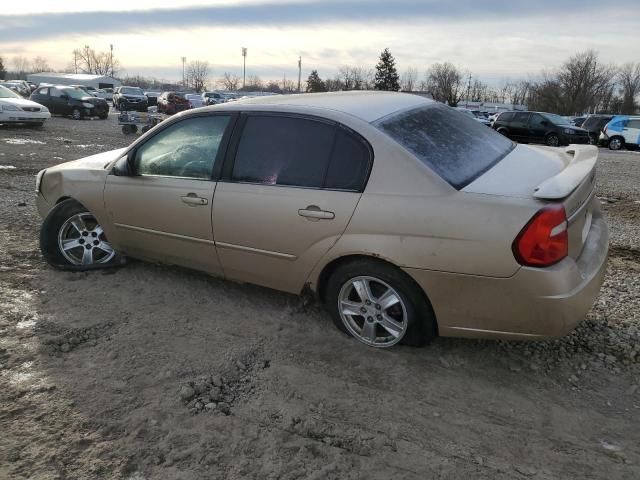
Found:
<box><xmin>0</xmin><ymin>0</ymin><xmax>634</xmax><ymax>42</ymax></box>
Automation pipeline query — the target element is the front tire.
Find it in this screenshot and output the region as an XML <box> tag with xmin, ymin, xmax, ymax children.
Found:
<box><xmin>325</xmin><ymin>259</ymin><xmax>436</xmax><ymax>348</ymax></box>
<box><xmin>71</xmin><ymin>108</ymin><xmax>82</xmax><ymax>120</ymax></box>
<box><xmin>40</xmin><ymin>199</ymin><xmax>120</xmax><ymax>270</ymax></box>
<box><xmin>546</xmin><ymin>133</ymin><xmax>560</xmax><ymax>147</ymax></box>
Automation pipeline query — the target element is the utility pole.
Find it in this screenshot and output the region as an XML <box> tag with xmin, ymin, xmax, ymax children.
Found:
<box><xmin>242</xmin><ymin>47</ymin><xmax>247</xmax><ymax>89</ymax></box>
<box><xmin>297</xmin><ymin>56</ymin><xmax>302</xmax><ymax>93</ymax></box>
<box><xmin>181</xmin><ymin>56</ymin><xmax>186</xmax><ymax>89</ymax></box>
<box><xmin>466</xmin><ymin>73</ymin><xmax>472</xmax><ymax>108</ymax></box>
<box><xmin>110</xmin><ymin>44</ymin><xmax>114</xmax><ymax>78</ymax></box>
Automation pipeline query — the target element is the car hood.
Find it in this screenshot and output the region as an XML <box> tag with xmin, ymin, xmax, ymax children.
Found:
<box><xmin>49</xmin><ymin>148</ymin><xmax>127</xmax><ymax>172</ymax></box>
<box><xmin>1</xmin><ymin>97</ymin><xmax>47</xmax><ymax>109</ymax></box>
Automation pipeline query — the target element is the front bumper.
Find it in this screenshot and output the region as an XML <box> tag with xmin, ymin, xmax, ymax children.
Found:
<box><xmin>0</xmin><ymin>110</ymin><xmax>51</xmax><ymax>123</ymax></box>
<box><xmin>404</xmin><ymin>207</ymin><xmax>609</xmax><ymax>340</ymax></box>
<box><xmin>562</xmin><ymin>134</ymin><xmax>590</xmax><ymax>145</ymax></box>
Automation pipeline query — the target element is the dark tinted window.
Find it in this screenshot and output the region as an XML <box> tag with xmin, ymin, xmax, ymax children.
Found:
<box><xmin>325</xmin><ymin>129</ymin><xmax>370</xmax><ymax>191</ymax></box>
<box><xmin>627</xmin><ymin>119</ymin><xmax>640</xmax><ymax>129</ymax></box>
<box><xmin>582</xmin><ymin>115</ymin><xmax>613</xmax><ymax>130</ymax></box>
<box><xmin>497</xmin><ymin>112</ymin><xmax>514</xmax><ymax>122</ymax></box>
<box><xmin>529</xmin><ymin>113</ymin><xmax>547</xmax><ymax>128</ymax></box>
<box><xmin>375</xmin><ymin>103</ymin><xmax>515</xmax><ymax>189</ymax></box>
<box><xmin>135</xmin><ymin>115</ymin><xmax>230</xmax><ymax>179</ymax></box>
<box><xmin>511</xmin><ymin>112</ymin><xmax>530</xmax><ymax>127</ymax></box>
<box><xmin>233</xmin><ymin>116</ymin><xmax>335</xmax><ymax>188</ymax></box>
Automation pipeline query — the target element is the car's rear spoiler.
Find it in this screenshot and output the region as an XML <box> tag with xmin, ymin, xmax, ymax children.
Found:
<box><xmin>533</xmin><ymin>145</ymin><xmax>598</xmax><ymax>200</ymax></box>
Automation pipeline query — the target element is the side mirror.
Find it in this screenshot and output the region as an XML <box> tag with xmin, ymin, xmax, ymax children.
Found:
<box><xmin>112</xmin><ymin>154</ymin><xmax>133</xmax><ymax>176</ymax></box>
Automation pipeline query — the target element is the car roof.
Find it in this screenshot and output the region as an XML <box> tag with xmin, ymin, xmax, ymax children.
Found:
<box><xmin>212</xmin><ymin>91</ymin><xmax>433</xmax><ymax>123</ymax></box>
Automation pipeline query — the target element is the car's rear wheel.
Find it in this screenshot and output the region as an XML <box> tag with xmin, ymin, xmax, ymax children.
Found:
<box><xmin>40</xmin><ymin>199</ymin><xmax>120</xmax><ymax>269</ymax></box>
<box><xmin>325</xmin><ymin>259</ymin><xmax>436</xmax><ymax>348</ymax></box>
<box><xmin>71</xmin><ymin>108</ymin><xmax>82</xmax><ymax>120</ymax></box>
<box><xmin>546</xmin><ymin>133</ymin><xmax>560</xmax><ymax>147</ymax></box>
<box><xmin>608</xmin><ymin>136</ymin><xmax>624</xmax><ymax>151</ymax></box>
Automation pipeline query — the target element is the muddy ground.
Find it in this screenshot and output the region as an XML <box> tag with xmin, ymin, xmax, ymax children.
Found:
<box><xmin>1</xmin><ymin>115</ymin><xmax>639</xmax><ymax>479</ymax></box>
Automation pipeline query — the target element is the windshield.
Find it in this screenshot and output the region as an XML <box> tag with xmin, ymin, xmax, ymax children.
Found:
<box><xmin>0</xmin><ymin>85</ymin><xmax>21</xmax><ymax>99</ymax></box>
<box><xmin>543</xmin><ymin>113</ymin><xmax>571</xmax><ymax>125</ymax></box>
<box><xmin>61</xmin><ymin>88</ymin><xmax>87</xmax><ymax>99</ymax></box>
<box><xmin>121</xmin><ymin>87</ymin><xmax>144</xmax><ymax>95</ymax></box>
<box><xmin>375</xmin><ymin>103</ymin><xmax>515</xmax><ymax>189</ymax></box>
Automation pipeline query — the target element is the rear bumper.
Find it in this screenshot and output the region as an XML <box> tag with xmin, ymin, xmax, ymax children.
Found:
<box><xmin>404</xmin><ymin>210</ymin><xmax>609</xmax><ymax>340</ymax></box>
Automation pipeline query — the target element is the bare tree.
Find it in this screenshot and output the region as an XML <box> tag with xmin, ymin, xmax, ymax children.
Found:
<box><xmin>31</xmin><ymin>56</ymin><xmax>50</xmax><ymax>73</ymax></box>
<box><xmin>219</xmin><ymin>72</ymin><xmax>240</xmax><ymax>91</ymax></box>
<box><xmin>71</xmin><ymin>46</ymin><xmax>120</xmax><ymax>76</ymax></box>
<box><xmin>424</xmin><ymin>62</ymin><xmax>464</xmax><ymax>106</ymax></box>
<box><xmin>186</xmin><ymin>60</ymin><xmax>209</xmax><ymax>92</ymax></box>
<box><xmin>242</xmin><ymin>74</ymin><xmax>263</xmax><ymax>91</ymax></box>
<box><xmin>12</xmin><ymin>56</ymin><xmax>31</xmax><ymax>74</ymax></box>
<box><xmin>618</xmin><ymin>62</ymin><xmax>640</xmax><ymax>114</ymax></box>
<box><xmin>401</xmin><ymin>67</ymin><xmax>418</xmax><ymax>92</ymax></box>
<box><xmin>337</xmin><ymin>65</ymin><xmax>374</xmax><ymax>90</ymax></box>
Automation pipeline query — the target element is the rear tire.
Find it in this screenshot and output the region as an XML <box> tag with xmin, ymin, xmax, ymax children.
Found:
<box><xmin>71</xmin><ymin>108</ymin><xmax>82</xmax><ymax>120</ymax></box>
<box><xmin>325</xmin><ymin>259</ymin><xmax>436</xmax><ymax>348</ymax></box>
<box><xmin>608</xmin><ymin>136</ymin><xmax>624</xmax><ymax>151</ymax></box>
<box><xmin>40</xmin><ymin>199</ymin><xmax>121</xmax><ymax>270</ymax></box>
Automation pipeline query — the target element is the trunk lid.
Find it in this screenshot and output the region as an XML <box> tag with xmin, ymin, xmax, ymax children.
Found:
<box><xmin>463</xmin><ymin>144</ymin><xmax>599</xmax><ymax>260</ymax></box>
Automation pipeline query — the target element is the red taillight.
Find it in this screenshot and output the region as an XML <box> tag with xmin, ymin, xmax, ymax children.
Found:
<box><xmin>513</xmin><ymin>205</ymin><xmax>568</xmax><ymax>267</ymax></box>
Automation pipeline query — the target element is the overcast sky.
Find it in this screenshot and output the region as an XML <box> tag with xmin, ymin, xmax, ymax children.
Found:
<box><xmin>1</xmin><ymin>0</ymin><xmax>638</xmax><ymax>85</ymax></box>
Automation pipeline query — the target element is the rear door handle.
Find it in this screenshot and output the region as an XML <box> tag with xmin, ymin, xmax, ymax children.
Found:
<box><xmin>298</xmin><ymin>205</ymin><xmax>335</xmax><ymax>220</ymax></box>
<box><xmin>181</xmin><ymin>193</ymin><xmax>208</xmax><ymax>206</ymax></box>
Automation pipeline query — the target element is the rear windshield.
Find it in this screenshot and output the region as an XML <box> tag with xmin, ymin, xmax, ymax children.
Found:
<box><xmin>375</xmin><ymin>103</ymin><xmax>515</xmax><ymax>189</ymax></box>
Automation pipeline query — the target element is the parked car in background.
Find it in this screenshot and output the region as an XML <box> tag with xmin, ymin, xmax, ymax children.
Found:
<box><xmin>0</xmin><ymin>84</ymin><xmax>51</xmax><ymax>126</ymax></box>
<box><xmin>0</xmin><ymin>82</ymin><xmax>24</xmax><ymax>96</ymax></box>
<box><xmin>186</xmin><ymin>94</ymin><xmax>205</xmax><ymax>109</ymax></box>
<box><xmin>601</xmin><ymin>115</ymin><xmax>640</xmax><ymax>151</ymax></box>
<box><xmin>580</xmin><ymin>114</ymin><xmax>614</xmax><ymax>146</ymax></box>
<box><xmin>5</xmin><ymin>80</ymin><xmax>31</xmax><ymax>97</ymax></box>
<box><xmin>456</xmin><ymin>107</ymin><xmax>491</xmax><ymax>126</ymax></box>
<box><xmin>113</xmin><ymin>86</ymin><xmax>148</xmax><ymax>112</ymax></box>
<box><xmin>144</xmin><ymin>91</ymin><xmax>161</xmax><ymax>107</ymax></box>
<box><xmin>101</xmin><ymin>88</ymin><xmax>114</xmax><ymax>102</ymax></box>
<box><xmin>157</xmin><ymin>91</ymin><xmax>190</xmax><ymax>115</ymax></box>
<box><xmin>202</xmin><ymin>91</ymin><xmax>225</xmax><ymax>105</ymax></box>
<box><xmin>493</xmin><ymin>111</ymin><xmax>590</xmax><ymax>146</ymax></box>
<box><xmin>34</xmin><ymin>92</ymin><xmax>607</xmax><ymax>349</ymax></box>
<box><xmin>30</xmin><ymin>85</ymin><xmax>109</xmax><ymax>120</ymax></box>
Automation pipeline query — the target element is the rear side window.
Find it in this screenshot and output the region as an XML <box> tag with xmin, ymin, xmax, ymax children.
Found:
<box><xmin>35</xmin><ymin>87</ymin><xmax>49</xmax><ymax>95</ymax></box>
<box><xmin>497</xmin><ymin>112</ymin><xmax>514</xmax><ymax>122</ymax></box>
<box><xmin>232</xmin><ymin>115</ymin><xmax>371</xmax><ymax>191</ymax></box>
<box><xmin>375</xmin><ymin>103</ymin><xmax>515</xmax><ymax>189</ymax></box>
<box><xmin>628</xmin><ymin>119</ymin><xmax>640</xmax><ymax>129</ymax></box>
<box><xmin>511</xmin><ymin>112</ymin><xmax>530</xmax><ymax>127</ymax></box>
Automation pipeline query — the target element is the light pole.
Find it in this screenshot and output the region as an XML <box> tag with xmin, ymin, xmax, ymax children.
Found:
<box><xmin>466</xmin><ymin>73</ymin><xmax>472</xmax><ymax>108</ymax></box>
<box><xmin>297</xmin><ymin>56</ymin><xmax>302</xmax><ymax>93</ymax></box>
<box><xmin>241</xmin><ymin>47</ymin><xmax>247</xmax><ymax>89</ymax></box>
<box><xmin>181</xmin><ymin>56</ymin><xmax>186</xmax><ymax>89</ymax></box>
<box><xmin>110</xmin><ymin>44</ymin><xmax>114</xmax><ymax>78</ymax></box>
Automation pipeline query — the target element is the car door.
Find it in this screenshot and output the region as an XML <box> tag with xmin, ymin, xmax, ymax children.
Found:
<box><xmin>48</xmin><ymin>87</ymin><xmax>71</xmax><ymax>115</ymax></box>
<box><xmin>624</xmin><ymin>119</ymin><xmax>640</xmax><ymax>146</ymax></box>
<box><xmin>212</xmin><ymin>113</ymin><xmax>372</xmax><ymax>293</ymax></box>
<box><xmin>103</xmin><ymin>113</ymin><xmax>234</xmax><ymax>275</ymax></box>
<box><xmin>510</xmin><ymin>112</ymin><xmax>531</xmax><ymax>142</ymax></box>
<box><xmin>31</xmin><ymin>87</ymin><xmax>51</xmax><ymax>111</ymax></box>
<box><xmin>527</xmin><ymin>113</ymin><xmax>549</xmax><ymax>143</ymax></box>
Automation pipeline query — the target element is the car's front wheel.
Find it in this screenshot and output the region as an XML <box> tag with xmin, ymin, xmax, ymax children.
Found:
<box><xmin>71</xmin><ymin>108</ymin><xmax>82</xmax><ymax>120</ymax></box>
<box><xmin>608</xmin><ymin>136</ymin><xmax>624</xmax><ymax>151</ymax></box>
<box><xmin>40</xmin><ymin>199</ymin><xmax>120</xmax><ymax>269</ymax></box>
<box><xmin>325</xmin><ymin>259</ymin><xmax>436</xmax><ymax>348</ymax></box>
<box><xmin>546</xmin><ymin>133</ymin><xmax>560</xmax><ymax>147</ymax></box>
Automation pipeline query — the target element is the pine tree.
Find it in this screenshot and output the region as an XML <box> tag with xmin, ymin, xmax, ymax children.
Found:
<box><xmin>374</xmin><ymin>48</ymin><xmax>400</xmax><ymax>91</ymax></box>
<box><xmin>306</xmin><ymin>70</ymin><xmax>327</xmax><ymax>93</ymax></box>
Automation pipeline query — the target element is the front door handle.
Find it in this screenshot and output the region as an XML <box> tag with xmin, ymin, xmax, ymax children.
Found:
<box><xmin>298</xmin><ymin>205</ymin><xmax>335</xmax><ymax>220</ymax></box>
<box><xmin>181</xmin><ymin>193</ymin><xmax>208</xmax><ymax>206</ymax></box>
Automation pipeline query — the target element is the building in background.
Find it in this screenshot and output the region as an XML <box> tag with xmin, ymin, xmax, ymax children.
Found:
<box><xmin>26</xmin><ymin>73</ymin><xmax>121</xmax><ymax>89</ymax></box>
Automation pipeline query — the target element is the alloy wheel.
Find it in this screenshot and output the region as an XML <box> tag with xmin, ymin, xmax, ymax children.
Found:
<box><xmin>338</xmin><ymin>276</ymin><xmax>408</xmax><ymax>347</ymax></box>
<box><xmin>72</xmin><ymin>109</ymin><xmax>81</xmax><ymax>120</ymax></box>
<box><xmin>547</xmin><ymin>135</ymin><xmax>559</xmax><ymax>147</ymax></box>
<box><xmin>57</xmin><ymin>213</ymin><xmax>115</xmax><ymax>266</ymax></box>
<box><xmin>609</xmin><ymin>138</ymin><xmax>622</xmax><ymax>150</ymax></box>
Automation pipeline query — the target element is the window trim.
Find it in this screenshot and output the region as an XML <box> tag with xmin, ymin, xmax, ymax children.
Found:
<box><xmin>118</xmin><ymin>111</ymin><xmax>237</xmax><ymax>181</ymax></box>
<box><xmin>219</xmin><ymin>111</ymin><xmax>374</xmax><ymax>193</ymax></box>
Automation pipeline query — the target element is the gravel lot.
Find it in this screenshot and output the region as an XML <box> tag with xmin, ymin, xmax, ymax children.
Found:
<box><xmin>1</xmin><ymin>115</ymin><xmax>639</xmax><ymax>479</ymax></box>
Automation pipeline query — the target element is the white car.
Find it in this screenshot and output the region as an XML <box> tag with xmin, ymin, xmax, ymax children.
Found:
<box><xmin>186</xmin><ymin>94</ymin><xmax>205</xmax><ymax>108</ymax></box>
<box><xmin>601</xmin><ymin>115</ymin><xmax>640</xmax><ymax>151</ymax></box>
<box><xmin>0</xmin><ymin>85</ymin><xmax>51</xmax><ymax>126</ymax></box>
<box><xmin>456</xmin><ymin>107</ymin><xmax>491</xmax><ymax>126</ymax></box>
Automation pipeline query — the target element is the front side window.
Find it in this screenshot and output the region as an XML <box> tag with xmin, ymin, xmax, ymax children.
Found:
<box><xmin>529</xmin><ymin>113</ymin><xmax>547</xmax><ymax>128</ymax></box>
<box><xmin>375</xmin><ymin>103</ymin><xmax>515</xmax><ymax>190</ymax></box>
<box><xmin>231</xmin><ymin>115</ymin><xmax>372</xmax><ymax>191</ymax></box>
<box><xmin>49</xmin><ymin>88</ymin><xmax>64</xmax><ymax>98</ymax></box>
<box><xmin>135</xmin><ymin>115</ymin><xmax>230</xmax><ymax>179</ymax></box>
